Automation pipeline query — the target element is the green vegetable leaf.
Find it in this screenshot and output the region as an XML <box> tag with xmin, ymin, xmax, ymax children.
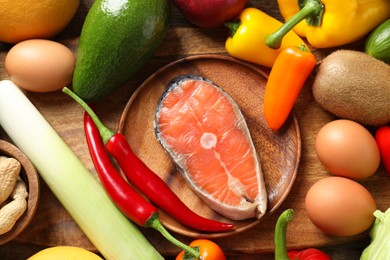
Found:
<box><xmin>361</xmin><ymin>208</ymin><xmax>390</xmax><ymax>259</ymax></box>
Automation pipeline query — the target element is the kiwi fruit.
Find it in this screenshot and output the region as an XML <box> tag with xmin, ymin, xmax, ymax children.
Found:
<box><xmin>313</xmin><ymin>50</ymin><xmax>390</xmax><ymax>126</ymax></box>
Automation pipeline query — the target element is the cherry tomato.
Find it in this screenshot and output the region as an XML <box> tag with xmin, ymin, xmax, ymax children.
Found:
<box><xmin>176</xmin><ymin>239</ymin><xmax>226</xmax><ymax>260</ymax></box>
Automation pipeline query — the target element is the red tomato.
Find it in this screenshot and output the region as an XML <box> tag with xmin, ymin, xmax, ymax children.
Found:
<box><xmin>376</xmin><ymin>125</ymin><xmax>390</xmax><ymax>175</ymax></box>
<box><xmin>176</xmin><ymin>239</ymin><xmax>226</xmax><ymax>260</ymax></box>
<box><xmin>172</xmin><ymin>0</ymin><xmax>247</xmax><ymax>28</ymax></box>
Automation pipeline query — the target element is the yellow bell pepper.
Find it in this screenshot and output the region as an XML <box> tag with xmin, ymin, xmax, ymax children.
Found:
<box><xmin>225</xmin><ymin>7</ymin><xmax>309</xmax><ymax>68</ymax></box>
<box><xmin>266</xmin><ymin>0</ymin><xmax>390</xmax><ymax>49</ymax></box>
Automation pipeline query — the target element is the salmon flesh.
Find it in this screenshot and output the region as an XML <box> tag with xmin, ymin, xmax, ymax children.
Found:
<box><xmin>154</xmin><ymin>75</ymin><xmax>267</xmax><ymax>220</ymax></box>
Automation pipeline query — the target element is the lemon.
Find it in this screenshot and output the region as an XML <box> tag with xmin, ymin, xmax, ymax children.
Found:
<box><xmin>27</xmin><ymin>246</ymin><xmax>103</xmax><ymax>260</ymax></box>
<box><xmin>0</xmin><ymin>0</ymin><xmax>80</xmax><ymax>44</ymax></box>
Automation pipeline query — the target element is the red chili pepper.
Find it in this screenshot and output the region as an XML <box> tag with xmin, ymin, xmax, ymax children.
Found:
<box><xmin>375</xmin><ymin>125</ymin><xmax>390</xmax><ymax>175</ymax></box>
<box><xmin>63</xmin><ymin>87</ymin><xmax>233</xmax><ymax>233</ymax></box>
<box><xmin>84</xmin><ymin>111</ymin><xmax>157</xmax><ymax>227</ymax></box>
<box><xmin>263</xmin><ymin>45</ymin><xmax>316</xmax><ymax>131</ymax></box>
<box><xmin>274</xmin><ymin>209</ymin><xmax>331</xmax><ymax>260</ymax></box>
<box><xmin>84</xmin><ymin>112</ymin><xmax>200</xmax><ymax>259</ymax></box>
<box><xmin>106</xmin><ymin>133</ymin><xmax>234</xmax><ymax>232</ymax></box>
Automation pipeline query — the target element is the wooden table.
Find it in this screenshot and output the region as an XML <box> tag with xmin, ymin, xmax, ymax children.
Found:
<box><xmin>0</xmin><ymin>1</ymin><xmax>388</xmax><ymax>259</ymax></box>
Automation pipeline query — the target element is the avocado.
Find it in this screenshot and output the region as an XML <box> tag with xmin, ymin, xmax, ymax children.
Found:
<box><xmin>72</xmin><ymin>0</ymin><xmax>170</xmax><ymax>101</ymax></box>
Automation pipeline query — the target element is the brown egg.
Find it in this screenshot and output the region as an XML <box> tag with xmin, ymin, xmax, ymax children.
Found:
<box><xmin>305</xmin><ymin>176</ymin><xmax>377</xmax><ymax>237</ymax></box>
<box><xmin>315</xmin><ymin>119</ymin><xmax>380</xmax><ymax>179</ymax></box>
<box><xmin>5</xmin><ymin>39</ymin><xmax>75</xmax><ymax>92</ymax></box>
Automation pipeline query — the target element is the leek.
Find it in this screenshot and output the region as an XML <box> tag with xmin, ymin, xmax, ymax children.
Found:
<box><xmin>0</xmin><ymin>80</ymin><xmax>163</xmax><ymax>260</ymax></box>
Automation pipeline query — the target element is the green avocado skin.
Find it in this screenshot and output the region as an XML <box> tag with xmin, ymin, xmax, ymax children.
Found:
<box><xmin>365</xmin><ymin>19</ymin><xmax>390</xmax><ymax>64</ymax></box>
<box><xmin>72</xmin><ymin>0</ymin><xmax>170</xmax><ymax>102</ymax></box>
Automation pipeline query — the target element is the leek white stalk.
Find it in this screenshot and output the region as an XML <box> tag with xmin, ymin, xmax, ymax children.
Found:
<box><xmin>0</xmin><ymin>80</ymin><xmax>163</xmax><ymax>260</ymax></box>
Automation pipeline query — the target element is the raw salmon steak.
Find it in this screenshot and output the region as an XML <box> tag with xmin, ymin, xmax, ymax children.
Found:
<box><xmin>154</xmin><ymin>75</ymin><xmax>267</xmax><ymax>220</ymax></box>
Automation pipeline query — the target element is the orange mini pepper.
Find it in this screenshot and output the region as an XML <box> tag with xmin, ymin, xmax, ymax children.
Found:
<box><xmin>264</xmin><ymin>45</ymin><xmax>316</xmax><ymax>131</ymax></box>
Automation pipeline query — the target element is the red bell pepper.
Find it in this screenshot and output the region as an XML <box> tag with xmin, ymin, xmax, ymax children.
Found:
<box><xmin>288</xmin><ymin>248</ymin><xmax>332</xmax><ymax>260</ymax></box>
<box><xmin>375</xmin><ymin>125</ymin><xmax>390</xmax><ymax>175</ymax></box>
<box><xmin>274</xmin><ymin>209</ymin><xmax>331</xmax><ymax>260</ymax></box>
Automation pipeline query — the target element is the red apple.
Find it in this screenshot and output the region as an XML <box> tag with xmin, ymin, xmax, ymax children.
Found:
<box><xmin>172</xmin><ymin>0</ymin><xmax>247</xmax><ymax>28</ymax></box>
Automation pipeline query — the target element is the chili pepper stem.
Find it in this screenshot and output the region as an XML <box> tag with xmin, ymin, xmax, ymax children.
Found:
<box><xmin>63</xmin><ymin>87</ymin><xmax>115</xmax><ymax>144</ymax></box>
<box><xmin>147</xmin><ymin>214</ymin><xmax>201</xmax><ymax>259</ymax></box>
<box><xmin>274</xmin><ymin>209</ymin><xmax>295</xmax><ymax>260</ymax></box>
<box><xmin>265</xmin><ymin>0</ymin><xmax>324</xmax><ymax>49</ymax></box>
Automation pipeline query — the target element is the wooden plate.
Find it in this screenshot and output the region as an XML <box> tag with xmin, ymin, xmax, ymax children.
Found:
<box><xmin>118</xmin><ymin>54</ymin><xmax>301</xmax><ymax>238</ymax></box>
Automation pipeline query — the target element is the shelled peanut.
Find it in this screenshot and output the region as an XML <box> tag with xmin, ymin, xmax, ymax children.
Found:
<box><xmin>0</xmin><ymin>156</ymin><xmax>28</xmax><ymax>235</ymax></box>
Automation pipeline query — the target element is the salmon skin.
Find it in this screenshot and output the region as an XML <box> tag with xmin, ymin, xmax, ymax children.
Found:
<box><xmin>154</xmin><ymin>75</ymin><xmax>267</xmax><ymax>220</ymax></box>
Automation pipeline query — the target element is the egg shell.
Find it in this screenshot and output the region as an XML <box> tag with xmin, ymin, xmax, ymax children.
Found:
<box><xmin>305</xmin><ymin>176</ymin><xmax>376</xmax><ymax>237</ymax></box>
<box><xmin>315</xmin><ymin>119</ymin><xmax>380</xmax><ymax>179</ymax></box>
<box><xmin>5</xmin><ymin>39</ymin><xmax>75</xmax><ymax>92</ymax></box>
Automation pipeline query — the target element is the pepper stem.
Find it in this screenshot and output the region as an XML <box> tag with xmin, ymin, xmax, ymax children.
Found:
<box><xmin>147</xmin><ymin>215</ymin><xmax>201</xmax><ymax>259</ymax></box>
<box><xmin>298</xmin><ymin>43</ymin><xmax>309</xmax><ymax>52</ymax></box>
<box><xmin>62</xmin><ymin>87</ymin><xmax>115</xmax><ymax>144</ymax></box>
<box><xmin>274</xmin><ymin>209</ymin><xmax>295</xmax><ymax>260</ymax></box>
<box><xmin>225</xmin><ymin>21</ymin><xmax>241</xmax><ymax>38</ymax></box>
<box><xmin>265</xmin><ymin>0</ymin><xmax>324</xmax><ymax>49</ymax></box>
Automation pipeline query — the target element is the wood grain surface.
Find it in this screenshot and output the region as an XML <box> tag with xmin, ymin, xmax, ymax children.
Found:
<box><xmin>0</xmin><ymin>0</ymin><xmax>388</xmax><ymax>259</ymax></box>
